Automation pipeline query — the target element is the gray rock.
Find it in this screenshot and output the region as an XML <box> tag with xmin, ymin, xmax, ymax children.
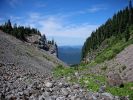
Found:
<box><xmin>38</xmin><ymin>95</ymin><xmax>45</xmax><ymax>100</ymax></box>
<box><xmin>87</xmin><ymin>95</ymin><xmax>97</xmax><ymax>100</ymax></box>
<box><xmin>29</xmin><ymin>95</ymin><xmax>37</xmax><ymax>100</ymax></box>
<box><xmin>107</xmin><ymin>72</ymin><xmax>123</xmax><ymax>87</ymax></box>
<box><xmin>75</xmin><ymin>97</ymin><xmax>81</xmax><ymax>100</ymax></box>
<box><xmin>70</xmin><ymin>95</ymin><xmax>77</xmax><ymax>100</ymax></box>
<box><xmin>45</xmin><ymin>82</ymin><xmax>53</xmax><ymax>88</ymax></box>
<box><xmin>43</xmin><ymin>91</ymin><xmax>51</xmax><ymax>96</ymax></box>
<box><xmin>58</xmin><ymin>82</ymin><xmax>63</xmax><ymax>87</ymax></box>
<box><xmin>63</xmin><ymin>83</ymin><xmax>69</xmax><ymax>88</ymax></box>
<box><xmin>18</xmin><ymin>91</ymin><xmax>24</xmax><ymax>96</ymax></box>
<box><xmin>73</xmin><ymin>84</ymin><xmax>80</xmax><ymax>89</ymax></box>
<box><xmin>56</xmin><ymin>96</ymin><xmax>66</xmax><ymax>100</ymax></box>
<box><xmin>92</xmin><ymin>95</ymin><xmax>97</xmax><ymax>100</ymax></box>
<box><xmin>41</xmin><ymin>87</ymin><xmax>45</xmax><ymax>91</ymax></box>
<box><xmin>45</xmin><ymin>96</ymin><xmax>54</xmax><ymax>100</ymax></box>
<box><xmin>6</xmin><ymin>94</ymin><xmax>17</xmax><ymax>100</ymax></box>
<box><xmin>102</xmin><ymin>92</ymin><xmax>114</xmax><ymax>100</ymax></box>
<box><xmin>61</xmin><ymin>88</ymin><xmax>69</xmax><ymax>96</ymax></box>
<box><xmin>5</xmin><ymin>87</ymin><xmax>10</xmax><ymax>92</ymax></box>
<box><xmin>99</xmin><ymin>85</ymin><xmax>106</xmax><ymax>93</ymax></box>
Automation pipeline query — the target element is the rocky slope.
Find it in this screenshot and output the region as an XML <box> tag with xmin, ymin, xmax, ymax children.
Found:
<box><xmin>0</xmin><ymin>63</ymin><xmax>124</xmax><ymax>100</ymax></box>
<box><xmin>102</xmin><ymin>44</ymin><xmax>133</xmax><ymax>83</ymax></box>
<box><xmin>85</xmin><ymin>44</ymin><xmax>133</xmax><ymax>83</ymax></box>
<box><xmin>0</xmin><ymin>30</ymin><xmax>65</xmax><ymax>74</ymax></box>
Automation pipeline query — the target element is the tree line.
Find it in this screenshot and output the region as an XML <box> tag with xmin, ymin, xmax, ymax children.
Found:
<box><xmin>0</xmin><ymin>20</ymin><xmax>41</xmax><ymax>41</ymax></box>
<box><xmin>82</xmin><ymin>0</ymin><xmax>133</xmax><ymax>59</ymax></box>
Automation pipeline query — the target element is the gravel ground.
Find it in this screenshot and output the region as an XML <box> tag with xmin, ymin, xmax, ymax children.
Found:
<box><xmin>0</xmin><ymin>63</ymin><xmax>125</xmax><ymax>100</ymax></box>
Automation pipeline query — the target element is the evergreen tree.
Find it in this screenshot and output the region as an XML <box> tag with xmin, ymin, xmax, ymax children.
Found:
<box><xmin>129</xmin><ymin>0</ymin><xmax>133</xmax><ymax>25</ymax></box>
<box><xmin>52</xmin><ymin>39</ymin><xmax>54</xmax><ymax>45</ymax></box>
<box><xmin>40</xmin><ymin>34</ymin><xmax>46</xmax><ymax>45</ymax></box>
<box><xmin>5</xmin><ymin>19</ymin><xmax>12</xmax><ymax>34</ymax></box>
<box><xmin>55</xmin><ymin>43</ymin><xmax>58</xmax><ymax>57</ymax></box>
<box><xmin>0</xmin><ymin>19</ymin><xmax>41</xmax><ymax>41</ymax></box>
<box><xmin>125</xmin><ymin>25</ymin><xmax>130</xmax><ymax>41</ymax></box>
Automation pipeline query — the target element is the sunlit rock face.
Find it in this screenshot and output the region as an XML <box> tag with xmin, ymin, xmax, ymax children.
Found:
<box><xmin>26</xmin><ymin>34</ymin><xmax>41</xmax><ymax>44</ymax></box>
<box><xmin>26</xmin><ymin>34</ymin><xmax>58</xmax><ymax>57</ymax></box>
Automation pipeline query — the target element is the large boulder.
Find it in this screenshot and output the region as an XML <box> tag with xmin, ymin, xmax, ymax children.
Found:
<box><xmin>26</xmin><ymin>34</ymin><xmax>41</xmax><ymax>44</ymax></box>
<box><xmin>107</xmin><ymin>72</ymin><xmax>123</xmax><ymax>87</ymax></box>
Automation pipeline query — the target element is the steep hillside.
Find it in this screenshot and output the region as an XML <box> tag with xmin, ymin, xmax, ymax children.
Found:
<box><xmin>92</xmin><ymin>44</ymin><xmax>133</xmax><ymax>83</ymax></box>
<box><xmin>0</xmin><ymin>30</ymin><xmax>66</xmax><ymax>74</ymax></box>
<box><xmin>0</xmin><ymin>20</ymin><xmax>58</xmax><ymax>57</ymax></box>
<box><xmin>82</xmin><ymin>1</ymin><xmax>133</xmax><ymax>62</ymax></box>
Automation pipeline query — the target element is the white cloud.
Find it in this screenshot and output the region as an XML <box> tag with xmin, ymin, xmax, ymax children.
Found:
<box><xmin>8</xmin><ymin>12</ymin><xmax>98</xmax><ymax>46</ymax></box>
<box><xmin>76</xmin><ymin>5</ymin><xmax>107</xmax><ymax>14</ymax></box>
<box><xmin>29</xmin><ymin>12</ymin><xmax>41</xmax><ymax>20</ymax></box>
<box><xmin>7</xmin><ymin>0</ymin><xmax>22</xmax><ymax>8</ymax></box>
<box><xmin>40</xmin><ymin>21</ymin><xmax>97</xmax><ymax>38</ymax></box>
<box><xmin>54</xmin><ymin>6</ymin><xmax>107</xmax><ymax>18</ymax></box>
<box><xmin>27</xmin><ymin>14</ymin><xmax>98</xmax><ymax>46</ymax></box>
<box><xmin>44</xmin><ymin>23</ymin><xmax>98</xmax><ymax>46</ymax></box>
<box><xmin>10</xmin><ymin>16</ymin><xmax>23</xmax><ymax>21</ymax></box>
<box><xmin>87</xmin><ymin>6</ymin><xmax>107</xmax><ymax>13</ymax></box>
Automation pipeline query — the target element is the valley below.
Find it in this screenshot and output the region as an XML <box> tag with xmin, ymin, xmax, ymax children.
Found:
<box><xmin>58</xmin><ymin>46</ymin><xmax>82</xmax><ymax>65</ymax></box>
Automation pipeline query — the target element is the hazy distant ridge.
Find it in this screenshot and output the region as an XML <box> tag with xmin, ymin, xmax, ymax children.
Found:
<box><xmin>58</xmin><ymin>46</ymin><xmax>82</xmax><ymax>65</ymax></box>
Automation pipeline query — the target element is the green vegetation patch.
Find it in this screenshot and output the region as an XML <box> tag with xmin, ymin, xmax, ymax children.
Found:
<box><xmin>53</xmin><ymin>65</ymin><xmax>133</xmax><ymax>99</ymax></box>
<box><xmin>79</xmin><ymin>74</ymin><xmax>106</xmax><ymax>92</ymax></box>
<box><xmin>107</xmin><ymin>82</ymin><xmax>133</xmax><ymax>99</ymax></box>
<box><xmin>53</xmin><ymin>65</ymin><xmax>75</xmax><ymax>77</ymax></box>
<box><xmin>95</xmin><ymin>38</ymin><xmax>133</xmax><ymax>63</ymax></box>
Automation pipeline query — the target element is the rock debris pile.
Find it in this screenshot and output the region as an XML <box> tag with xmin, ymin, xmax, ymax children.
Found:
<box><xmin>0</xmin><ymin>63</ymin><xmax>127</xmax><ymax>100</ymax></box>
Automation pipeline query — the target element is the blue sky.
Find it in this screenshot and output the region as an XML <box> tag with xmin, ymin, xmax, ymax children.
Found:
<box><xmin>0</xmin><ymin>0</ymin><xmax>129</xmax><ymax>46</ymax></box>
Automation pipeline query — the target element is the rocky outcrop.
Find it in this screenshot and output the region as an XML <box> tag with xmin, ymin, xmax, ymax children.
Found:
<box><xmin>26</xmin><ymin>34</ymin><xmax>58</xmax><ymax>57</ymax></box>
<box><xmin>26</xmin><ymin>34</ymin><xmax>41</xmax><ymax>44</ymax></box>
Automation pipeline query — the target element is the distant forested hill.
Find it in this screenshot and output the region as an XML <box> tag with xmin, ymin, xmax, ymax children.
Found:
<box><xmin>58</xmin><ymin>46</ymin><xmax>82</xmax><ymax>65</ymax></box>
